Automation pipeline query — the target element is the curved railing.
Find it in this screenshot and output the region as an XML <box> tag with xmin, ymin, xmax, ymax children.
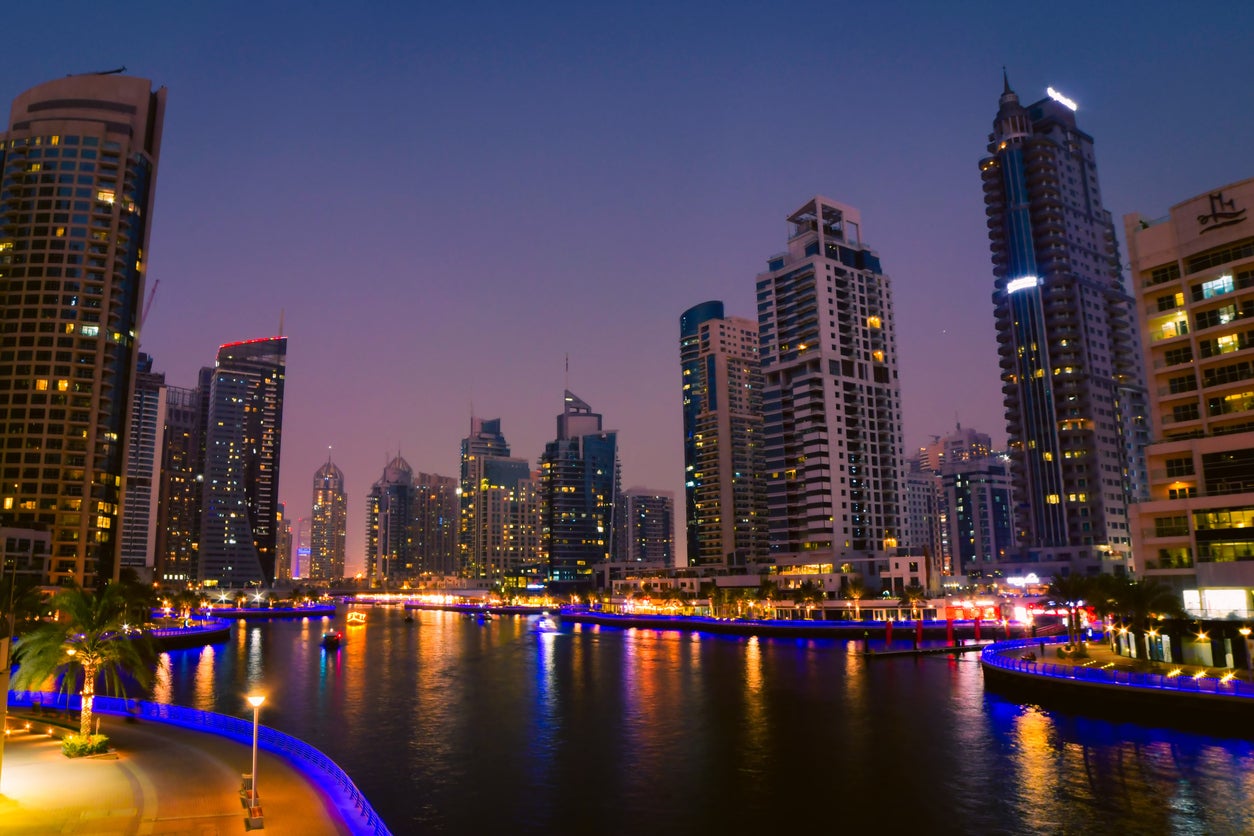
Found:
<box><xmin>6</xmin><ymin>690</ymin><xmax>390</xmax><ymax>836</ymax></box>
<box><xmin>147</xmin><ymin>617</ymin><xmax>233</xmax><ymax>639</ymax></box>
<box><xmin>981</xmin><ymin>637</ymin><xmax>1254</xmax><ymax>699</ymax></box>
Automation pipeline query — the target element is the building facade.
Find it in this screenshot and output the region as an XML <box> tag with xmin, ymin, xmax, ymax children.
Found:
<box><xmin>614</xmin><ymin>487</ymin><xmax>675</xmax><ymax>569</ymax></box>
<box><xmin>366</xmin><ymin>454</ymin><xmax>414</xmax><ymax>585</ymax></box>
<box><xmin>539</xmin><ymin>391</ymin><xmax>619</xmax><ymax>589</ymax></box>
<box><xmin>679</xmin><ymin>301</ymin><xmax>767</xmax><ymax>569</ymax></box>
<box><xmin>1127</xmin><ymin>177</ymin><xmax>1254</xmax><ymax>616</ymax></box>
<box><xmin>120</xmin><ymin>352</ymin><xmax>165</xmax><ymax>581</ymax></box>
<box><xmin>756</xmin><ymin>196</ymin><xmax>905</xmax><ymax>583</ymax></box>
<box><xmin>0</xmin><ymin>73</ymin><xmax>166</xmax><ymax>586</ymax></box>
<box><xmin>980</xmin><ymin>75</ymin><xmax>1147</xmax><ymax>575</ymax></box>
<box><xmin>198</xmin><ymin>337</ymin><xmax>287</xmax><ymax>587</ymax></box>
<box><xmin>310</xmin><ymin>459</ymin><xmax>347</xmax><ymax>580</ymax></box>
<box><xmin>154</xmin><ymin>383</ymin><xmax>200</xmax><ymax>585</ymax></box>
<box><xmin>413</xmin><ymin>471</ymin><xmax>457</xmax><ymax>577</ymax></box>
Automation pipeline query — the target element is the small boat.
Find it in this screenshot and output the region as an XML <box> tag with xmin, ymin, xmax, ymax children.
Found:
<box><xmin>321</xmin><ymin>630</ymin><xmax>343</xmax><ymax>649</ymax></box>
<box><xmin>476</xmin><ymin>611</ymin><xmax>495</xmax><ymax>622</ymax></box>
<box><xmin>404</xmin><ymin>613</ymin><xmax>415</xmax><ymax>623</ymax></box>
<box><xmin>535</xmin><ymin>612</ymin><xmax>559</xmax><ymax>632</ymax></box>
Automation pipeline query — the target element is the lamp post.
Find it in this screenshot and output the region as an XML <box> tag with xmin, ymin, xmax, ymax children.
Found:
<box><xmin>247</xmin><ymin>694</ymin><xmax>265</xmax><ymax>806</ymax></box>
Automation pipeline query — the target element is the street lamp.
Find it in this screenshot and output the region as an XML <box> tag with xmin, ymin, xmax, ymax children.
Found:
<box><xmin>246</xmin><ymin>694</ymin><xmax>265</xmax><ymax>809</ymax></box>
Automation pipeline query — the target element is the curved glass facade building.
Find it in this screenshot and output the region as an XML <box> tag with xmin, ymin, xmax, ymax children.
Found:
<box><xmin>0</xmin><ymin>74</ymin><xmax>165</xmax><ymax>586</ymax></box>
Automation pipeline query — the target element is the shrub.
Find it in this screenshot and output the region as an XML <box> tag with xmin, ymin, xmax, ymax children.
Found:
<box><xmin>62</xmin><ymin>733</ymin><xmax>110</xmax><ymax>757</ymax></box>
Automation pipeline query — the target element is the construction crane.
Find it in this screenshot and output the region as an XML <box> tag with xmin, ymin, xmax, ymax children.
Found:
<box><xmin>140</xmin><ymin>278</ymin><xmax>160</xmax><ymax>330</ymax></box>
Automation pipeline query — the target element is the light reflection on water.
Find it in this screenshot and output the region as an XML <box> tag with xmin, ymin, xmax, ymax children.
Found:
<box><xmin>155</xmin><ymin>609</ymin><xmax>1254</xmax><ymax>835</ymax></box>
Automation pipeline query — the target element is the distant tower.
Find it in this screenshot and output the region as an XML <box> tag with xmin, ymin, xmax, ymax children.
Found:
<box><xmin>615</xmin><ymin>488</ymin><xmax>675</xmax><ymax>568</ymax></box>
<box><xmin>275</xmin><ymin>503</ymin><xmax>293</xmax><ymax>582</ymax></box>
<box><xmin>539</xmin><ymin>392</ymin><xmax>620</xmax><ymax>589</ymax></box>
<box><xmin>366</xmin><ymin>455</ymin><xmax>414</xmax><ymax>585</ymax></box>
<box><xmin>154</xmin><ymin>384</ymin><xmax>202</xmax><ymax>585</ymax></box>
<box><xmin>980</xmin><ymin>73</ymin><xmax>1147</xmax><ymax>573</ymax></box>
<box><xmin>413</xmin><ymin>472</ymin><xmax>458</xmax><ymax>576</ymax></box>
<box><xmin>679</xmin><ymin>301</ymin><xmax>767</xmax><ymax>569</ymax></box>
<box><xmin>121</xmin><ymin>353</ymin><xmax>167</xmax><ymax>582</ymax></box>
<box><xmin>756</xmin><ymin>196</ymin><xmax>905</xmax><ymax>583</ymax></box>
<box><xmin>198</xmin><ymin>337</ymin><xmax>287</xmax><ymax>586</ymax></box>
<box><xmin>0</xmin><ymin>73</ymin><xmax>166</xmax><ymax>586</ymax></box>
<box><xmin>310</xmin><ymin>458</ymin><xmax>347</xmax><ymax>580</ymax></box>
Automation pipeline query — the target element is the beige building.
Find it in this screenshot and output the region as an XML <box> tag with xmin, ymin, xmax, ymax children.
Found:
<box><xmin>1126</xmin><ymin>177</ymin><xmax>1254</xmax><ymax>617</ymax></box>
<box><xmin>0</xmin><ymin>74</ymin><xmax>166</xmax><ymax>586</ymax></box>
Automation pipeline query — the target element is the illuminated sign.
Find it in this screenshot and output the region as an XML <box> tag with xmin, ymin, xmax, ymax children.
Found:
<box><xmin>1046</xmin><ymin>87</ymin><xmax>1077</xmax><ymax>111</ymax></box>
<box><xmin>1006</xmin><ymin>573</ymin><xmax>1041</xmax><ymax>588</ymax></box>
<box><xmin>1006</xmin><ymin>276</ymin><xmax>1040</xmax><ymax>294</ymax></box>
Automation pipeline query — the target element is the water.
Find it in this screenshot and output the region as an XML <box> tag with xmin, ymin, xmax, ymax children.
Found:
<box><xmin>152</xmin><ymin>608</ymin><xmax>1254</xmax><ymax>834</ymax></box>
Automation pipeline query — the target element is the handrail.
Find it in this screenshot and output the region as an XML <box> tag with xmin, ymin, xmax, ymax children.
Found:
<box><xmin>981</xmin><ymin>639</ymin><xmax>1254</xmax><ymax>699</ymax></box>
<box><xmin>6</xmin><ymin>690</ymin><xmax>391</xmax><ymax>836</ymax></box>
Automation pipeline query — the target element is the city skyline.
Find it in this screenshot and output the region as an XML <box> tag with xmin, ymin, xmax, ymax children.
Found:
<box><xmin>5</xmin><ymin>4</ymin><xmax>1250</xmax><ymax>574</ymax></box>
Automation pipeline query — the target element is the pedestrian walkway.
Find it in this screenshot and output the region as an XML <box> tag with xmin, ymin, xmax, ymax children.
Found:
<box><xmin>1020</xmin><ymin>637</ymin><xmax>1254</xmax><ymax>683</ymax></box>
<box><xmin>0</xmin><ymin>711</ymin><xmax>351</xmax><ymax>835</ymax></box>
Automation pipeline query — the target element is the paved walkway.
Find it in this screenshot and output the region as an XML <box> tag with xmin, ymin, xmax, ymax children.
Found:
<box><xmin>1017</xmin><ymin>637</ymin><xmax>1254</xmax><ymax>682</ymax></box>
<box><xmin>0</xmin><ymin>712</ymin><xmax>351</xmax><ymax>835</ymax></box>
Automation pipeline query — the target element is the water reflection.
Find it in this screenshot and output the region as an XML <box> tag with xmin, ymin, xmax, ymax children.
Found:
<box><xmin>152</xmin><ymin>611</ymin><xmax>1254</xmax><ymax>835</ymax></box>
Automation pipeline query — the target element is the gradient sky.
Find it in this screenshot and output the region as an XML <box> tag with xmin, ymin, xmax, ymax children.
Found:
<box><xmin>7</xmin><ymin>2</ymin><xmax>1252</xmax><ymax>574</ymax></box>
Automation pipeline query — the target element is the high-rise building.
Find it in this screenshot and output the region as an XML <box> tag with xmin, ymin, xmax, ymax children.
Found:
<box><xmin>614</xmin><ymin>488</ymin><xmax>675</xmax><ymax>569</ymax></box>
<box><xmin>1126</xmin><ymin>178</ymin><xmax>1254</xmax><ymax>615</ymax></box>
<box><xmin>154</xmin><ymin>383</ymin><xmax>201</xmax><ymax>585</ymax></box>
<box><xmin>539</xmin><ymin>391</ymin><xmax>620</xmax><ymax>589</ymax></box>
<box><xmin>0</xmin><ymin>73</ymin><xmax>166</xmax><ymax>586</ymax></box>
<box><xmin>120</xmin><ymin>353</ymin><xmax>166</xmax><ymax>581</ymax></box>
<box><xmin>275</xmin><ymin>503</ymin><xmax>293</xmax><ymax>582</ymax></box>
<box><xmin>460</xmin><ymin>417</ymin><xmax>519</xmax><ymax>579</ymax></box>
<box><xmin>310</xmin><ymin>458</ymin><xmax>347</xmax><ymax>580</ymax></box>
<box><xmin>198</xmin><ymin>337</ymin><xmax>287</xmax><ymax>587</ymax></box>
<box><xmin>679</xmin><ymin>301</ymin><xmax>767</xmax><ymax>569</ymax></box>
<box><xmin>756</xmin><ymin>196</ymin><xmax>905</xmax><ymax>582</ymax></box>
<box><xmin>917</xmin><ymin>425</ymin><xmax>992</xmax><ymax>473</ymax></box>
<box><xmin>295</xmin><ymin>517</ymin><xmax>311</xmax><ymax>579</ymax></box>
<box><xmin>939</xmin><ymin>455</ymin><xmax>1015</xmax><ymax>580</ymax></box>
<box><xmin>413</xmin><ymin>472</ymin><xmax>457</xmax><ymax>576</ymax></box>
<box><xmin>902</xmin><ymin>459</ymin><xmax>942</xmax><ymax>582</ymax></box>
<box><xmin>366</xmin><ymin>454</ymin><xmax>414</xmax><ymax>585</ymax></box>
<box><xmin>980</xmin><ymin>74</ymin><xmax>1147</xmax><ymax>574</ymax></box>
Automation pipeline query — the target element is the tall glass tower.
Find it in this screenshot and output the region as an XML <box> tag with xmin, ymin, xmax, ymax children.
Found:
<box><xmin>0</xmin><ymin>73</ymin><xmax>165</xmax><ymax>586</ymax></box>
<box><xmin>310</xmin><ymin>458</ymin><xmax>346</xmax><ymax>580</ymax></box>
<box><xmin>679</xmin><ymin>301</ymin><xmax>766</xmax><ymax>568</ymax></box>
<box><xmin>198</xmin><ymin>337</ymin><xmax>287</xmax><ymax>586</ymax></box>
<box><xmin>981</xmin><ymin>74</ymin><xmax>1147</xmax><ymax>573</ymax></box>
<box><xmin>539</xmin><ymin>391</ymin><xmax>619</xmax><ymax>589</ymax></box>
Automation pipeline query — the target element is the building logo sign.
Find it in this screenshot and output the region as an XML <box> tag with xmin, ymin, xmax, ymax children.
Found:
<box><xmin>1198</xmin><ymin>191</ymin><xmax>1246</xmax><ymax>234</ymax></box>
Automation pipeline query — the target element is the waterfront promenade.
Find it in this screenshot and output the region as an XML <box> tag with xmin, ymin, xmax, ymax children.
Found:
<box><xmin>0</xmin><ymin>713</ymin><xmax>353</xmax><ymax>835</ymax></box>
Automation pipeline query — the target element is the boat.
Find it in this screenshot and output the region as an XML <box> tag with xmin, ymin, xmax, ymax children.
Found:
<box><xmin>404</xmin><ymin>613</ymin><xmax>415</xmax><ymax>623</ymax></box>
<box><xmin>535</xmin><ymin>612</ymin><xmax>559</xmax><ymax>632</ymax></box>
<box><xmin>476</xmin><ymin>611</ymin><xmax>495</xmax><ymax>622</ymax></box>
<box><xmin>321</xmin><ymin>630</ymin><xmax>343</xmax><ymax>649</ymax></box>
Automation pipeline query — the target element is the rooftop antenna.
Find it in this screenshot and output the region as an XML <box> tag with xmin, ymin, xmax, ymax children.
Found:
<box><xmin>278</xmin><ymin>308</ymin><xmax>285</xmax><ymax>338</ymax></box>
<box><xmin>71</xmin><ymin>66</ymin><xmax>126</xmax><ymax>77</ymax></box>
<box><xmin>564</xmin><ymin>352</ymin><xmax>570</xmax><ymax>392</ymax></box>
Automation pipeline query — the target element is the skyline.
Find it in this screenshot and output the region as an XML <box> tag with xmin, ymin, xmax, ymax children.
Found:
<box><xmin>7</xmin><ymin>3</ymin><xmax>1251</xmax><ymax>575</ymax></box>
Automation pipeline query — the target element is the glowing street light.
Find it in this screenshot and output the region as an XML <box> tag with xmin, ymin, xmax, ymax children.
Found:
<box><xmin>246</xmin><ymin>694</ymin><xmax>265</xmax><ymax>815</ymax></box>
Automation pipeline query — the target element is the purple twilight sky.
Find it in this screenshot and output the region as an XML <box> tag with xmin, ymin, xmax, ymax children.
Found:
<box><xmin>7</xmin><ymin>2</ymin><xmax>1252</xmax><ymax>574</ymax></box>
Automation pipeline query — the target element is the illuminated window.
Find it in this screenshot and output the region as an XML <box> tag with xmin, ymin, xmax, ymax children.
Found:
<box><xmin>96</xmin><ymin>189</ymin><xmax>115</xmax><ymax>204</ymax></box>
<box><xmin>1046</xmin><ymin>494</ymin><xmax>1060</xmax><ymax>504</ymax></box>
<box><xmin>866</xmin><ymin>315</ymin><xmax>882</xmax><ymax>329</ymax></box>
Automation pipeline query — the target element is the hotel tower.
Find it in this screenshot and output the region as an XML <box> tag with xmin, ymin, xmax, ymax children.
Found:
<box><xmin>0</xmin><ymin>73</ymin><xmax>165</xmax><ymax>586</ymax></box>
<box><xmin>980</xmin><ymin>75</ymin><xmax>1147</xmax><ymax>575</ymax></box>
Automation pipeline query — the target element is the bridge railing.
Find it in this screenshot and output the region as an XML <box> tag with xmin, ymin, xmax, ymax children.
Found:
<box><xmin>981</xmin><ymin>638</ymin><xmax>1254</xmax><ymax>699</ymax></box>
<box><xmin>6</xmin><ymin>690</ymin><xmax>390</xmax><ymax>836</ymax></box>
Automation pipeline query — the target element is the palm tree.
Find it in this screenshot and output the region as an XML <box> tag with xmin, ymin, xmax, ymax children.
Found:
<box><xmin>11</xmin><ymin>584</ymin><xmax>158</xmax><ymax>737</ymax></box>
<box><xmin>1111</xmin><ymin>578</ymin><xmax>1184</xmax><ymax>664</ymax></box>
<box><xmin>1048</xmin><ymin>573</ymin><xmax>1093</xmax><ymax>650</ymax></box>
<box><xmin>797</xmin><ymin>580</ymin><xmax>825</xmax><ymax>619</ymax></box>
<box><xmin>841</xmin><ymin>577</ymin><xmax>866</xmax><ymax>621</ymax></box>
<box><xmin>899</xmin><ymin>583</ymin><xmax>927</xmax><ymax>620</ymax></box>
<box><xmin>1</xmin><ymin>572</ymin><xmax>47</xmax><ymax>638</ymax></box>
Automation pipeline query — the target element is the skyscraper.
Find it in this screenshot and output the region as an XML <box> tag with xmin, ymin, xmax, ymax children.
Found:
<box><xmin>0</xmin><ymin>73</ymin><xmax>166</xmax><ymax>586</ymax></box>
<box><xmin>539</xmin><ymin>391</ymin><xmax>619</xmax><ymax>589</ymax></box>
<box><xmin>413</xmin><ymin>472</ymin><xmax>457</xmax><ymax>576</ymax></box>
<box><xmin>679</xmin><ymin>301</ymin><xmax>767</xmax><ymax>569</ymax></box>
<box><xmin>198</xmin><ymin>337</ymin><xmax>287</xmax><ymax>587</ymax></box>
<box><xmin>366</xmin><ymin>454</ymin><xmax>414</xmax><ymax>585</ymax></box>
<box><xmin>459</xmin><ymin>417</ymin><xmax>523</xmax><ymax>579</ymax></box>
<box><xmin>154</xmin><ymin>383</ymin><xmax>201</xmax><ymax>585</ymax></box>
<box><xmin>980</xmin><ymin>74</ymin><xmax>1147</xmax><ymax>574</ymax></box>
<box><xmin>120</xmin><ymin>352</ymin><xmax>166</xmax><ymax>581</ymax></box>
<box><xmin>614</xmin><ymin>488</ymin><xmax>675</xmax><ymax>569</ymax></box>
<box><xmin>756</xmin><ymin>196</ymin><xmax>905</xmax><ymax>582</ymax></box>
<box><xmin>275</xmin><ymin>503</ymin><xmax>293</xmax><ymax>582</ymax></box>
<box><xmin>310</xmin><ymin>458</ymin><xmax>347</xmax><ymax>580</ymax></box>
<box><xmin>1126</xmin><ymin>178</ymin><xmax>1254</xmax><ymax>614</ymax></box>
